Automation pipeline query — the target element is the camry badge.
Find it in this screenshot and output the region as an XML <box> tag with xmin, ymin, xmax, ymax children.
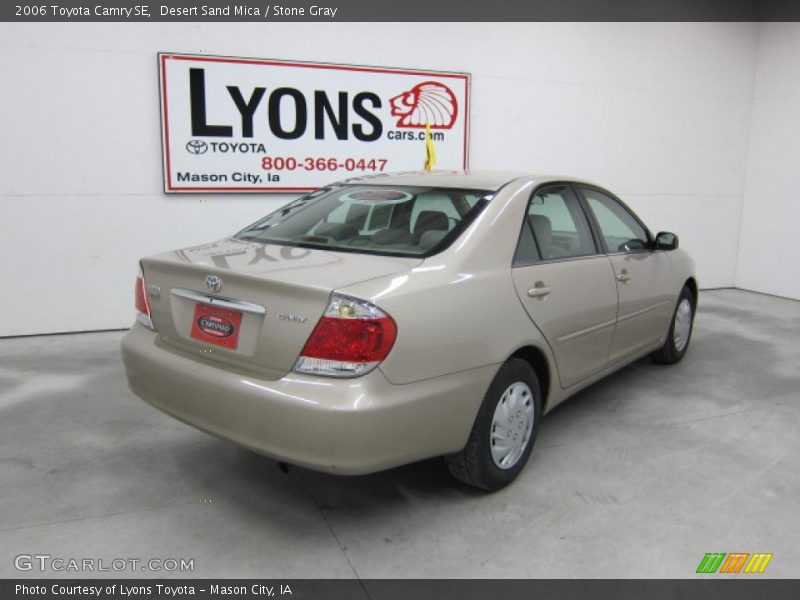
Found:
<box><xmin>205</xmin><ymin>275</ymin><xmax>222</xmax><ymax>292</ymax></box>
<box><xmin>278</xmin><ymin>313</ymin><xmax>307</xmax><ymax>324</ymax></box>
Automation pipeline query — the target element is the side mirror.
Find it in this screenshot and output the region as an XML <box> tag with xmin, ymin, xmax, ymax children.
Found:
<box><xmin>654</xmin><ymin>231</ymin><xmax>679</xmax><ymax>251</ymax></box>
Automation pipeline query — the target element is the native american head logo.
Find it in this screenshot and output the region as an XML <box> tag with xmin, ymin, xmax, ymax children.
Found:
<box><xmin>389</xmin><ymin>81</ymin><xmax>458</xmax><ymax>129</ymax></box>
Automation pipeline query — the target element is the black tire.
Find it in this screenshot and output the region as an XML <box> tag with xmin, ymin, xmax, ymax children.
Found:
<box><xmin>445</xmin><ymin>358</ymin><xmax>542</xmax><ymax>491</ymax></box>
<box><xmin>651</xmin><ymin>285</ymin><xmax>695</xmax><ymax>364</ymax></box>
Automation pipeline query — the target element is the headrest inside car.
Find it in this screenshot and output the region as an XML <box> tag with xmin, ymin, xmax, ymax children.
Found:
<box><xmin>419</xmin><ymin>229</ymin><xmax>448</xmax><ymax>250</ymax></box>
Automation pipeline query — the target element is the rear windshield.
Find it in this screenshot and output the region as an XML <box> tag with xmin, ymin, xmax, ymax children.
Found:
<box><xmin>236</xmin><ymin>185</ymin><xmax>493</xmax><ymax>257</ymax></box>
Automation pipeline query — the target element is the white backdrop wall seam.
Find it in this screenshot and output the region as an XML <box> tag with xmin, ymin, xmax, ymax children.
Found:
<box><xmin>0</xmin><ymin>22</ymin><xmax>762</xmax><ymax>336</ymax></box>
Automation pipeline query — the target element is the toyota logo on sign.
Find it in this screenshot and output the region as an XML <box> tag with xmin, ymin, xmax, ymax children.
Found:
<box><xmin>186</xmin><ymin>140</ymin><xmax>208</xmax><ymax>154</ymax></box>
<box><xmin>205</xmin><ymin>275</ymin><xmax>222</xmax><ymax>292</ymax></box>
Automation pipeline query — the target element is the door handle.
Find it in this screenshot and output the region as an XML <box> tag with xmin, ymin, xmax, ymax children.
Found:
<box><xmin>527</xmin><ymin>283</ymin><xmax>552</xmax><ymax>298</ymax></box>
<box><xmin>616</xmin><ymin>269</ymin><xmax>631</xmax><ymax>283</ymax></box>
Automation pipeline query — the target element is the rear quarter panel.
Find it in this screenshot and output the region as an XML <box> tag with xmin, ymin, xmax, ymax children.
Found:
<box><xmin>339</xmin><ymin>178</ymin><xmax>560</xmax><ymax>391</ymax></box>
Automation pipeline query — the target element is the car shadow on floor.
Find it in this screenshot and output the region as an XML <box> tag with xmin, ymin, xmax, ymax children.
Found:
<box><xmin>185</xmin><ymin>354</ymin><xmax>668</xmax><ymax>521</ymax></box>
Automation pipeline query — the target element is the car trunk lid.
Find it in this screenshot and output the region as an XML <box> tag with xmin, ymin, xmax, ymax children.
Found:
<box><xmin>141</xmin><ymin>238</ymin><xmax>421</xmax><ymax>380</ymax></box>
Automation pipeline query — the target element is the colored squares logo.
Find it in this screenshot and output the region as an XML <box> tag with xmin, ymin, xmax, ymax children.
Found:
<box><xmin>697</xmin><ymin>552</ymin><xmax>773</xmax><ymax>574</ymax></box>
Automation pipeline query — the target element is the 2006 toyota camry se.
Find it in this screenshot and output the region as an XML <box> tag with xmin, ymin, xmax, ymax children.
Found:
<box><xmin>122</xmin><ymin>171</ymin><xmax>697</xmax><ymax>490</ymax></box>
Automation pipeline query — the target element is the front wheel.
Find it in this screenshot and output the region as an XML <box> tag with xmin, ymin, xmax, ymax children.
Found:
<box><xmin>651</xmin><ymin>285</ymin><xmax>695</xmax><ymax>364</ymax></box>
<box><xmin>445</xmin><ymin>358</ymin><xmax>542</xmax><ymax>491</ymax></box>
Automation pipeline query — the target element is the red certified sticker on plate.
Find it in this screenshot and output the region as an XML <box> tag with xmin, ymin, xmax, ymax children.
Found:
<box><xmin>190</xmin><ymin>303</ymin><xmax>242</xmax><ymax>350</ymax></box>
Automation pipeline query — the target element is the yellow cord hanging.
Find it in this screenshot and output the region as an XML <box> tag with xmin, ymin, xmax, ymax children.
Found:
<box><xmin>424</xmin><ymin>122</ymin><xmax>437</xmax><ymax>172</ymax></box>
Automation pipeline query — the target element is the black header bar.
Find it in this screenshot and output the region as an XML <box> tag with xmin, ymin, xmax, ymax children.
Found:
<box><xmin>3</xmin><ymin>0</ymin><xmax>800</xmax><ymax>22</ymax></box>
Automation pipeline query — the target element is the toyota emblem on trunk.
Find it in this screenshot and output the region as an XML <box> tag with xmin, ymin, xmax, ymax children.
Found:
<box><xmin>205</xmin><ymin>275</ymin><xmax>222</xmax><ymax>292</ymax></box>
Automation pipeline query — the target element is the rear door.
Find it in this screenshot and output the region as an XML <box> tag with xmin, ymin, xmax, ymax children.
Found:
<box><xmin>578</xmin><ymin>186</ymin><xmax>674</xmax><ymax>364</ymax></box>
<box><xmin>511</xmin><ymin>184</ymin><xmax>619</xmax><ymax>389</ymax></box>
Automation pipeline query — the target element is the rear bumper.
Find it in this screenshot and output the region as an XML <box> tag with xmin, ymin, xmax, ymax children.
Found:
<box><xmin>121</xmin><ymin>324</ymin><xmax>495</xmax><ymax>475</ymax></box>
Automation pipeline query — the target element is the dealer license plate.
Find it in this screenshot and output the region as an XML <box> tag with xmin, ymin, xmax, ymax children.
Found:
<box><xmin>190</xmin><ymin>303</ymin><xmax>243</xmax><ymax>350</ymax></box>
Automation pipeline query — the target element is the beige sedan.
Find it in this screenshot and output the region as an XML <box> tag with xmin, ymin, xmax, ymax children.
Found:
<box><xmin>122</xmin><ymin>172</ymin><xmax>697</xmax><ymax>490</ymax></box>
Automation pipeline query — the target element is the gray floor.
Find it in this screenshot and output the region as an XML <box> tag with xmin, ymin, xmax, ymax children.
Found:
<box><xmin>0</xmin><ymin>289</ymin><xmax>798</xmax><ymax>579</ymax></box>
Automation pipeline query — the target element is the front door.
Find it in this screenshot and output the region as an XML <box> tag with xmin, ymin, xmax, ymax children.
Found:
<box><xmin>579</xmin><ymin>186</ymin><xmax>675</xmax><ymax>364</ymax></box>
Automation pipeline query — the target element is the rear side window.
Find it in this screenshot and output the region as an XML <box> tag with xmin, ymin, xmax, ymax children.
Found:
<box><xmin>513</xmin><ymin>219</ymin><xmax>541</xmax><ymax>265</ymax></box>
<box><xmin>236</xmin><ymin>185</ymin><xmax>492</xmax><ymax>258</ymax></box>
<box><xmin>514</xmin><ymin>185</ymin><xmax>597</xmax><ymax>264</ymax></box>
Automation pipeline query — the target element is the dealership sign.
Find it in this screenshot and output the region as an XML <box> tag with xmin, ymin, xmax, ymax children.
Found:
<box><xmin>159</xmin><ymin>53</ymin><xmax>470</xmax><ymax>193</ymax></box>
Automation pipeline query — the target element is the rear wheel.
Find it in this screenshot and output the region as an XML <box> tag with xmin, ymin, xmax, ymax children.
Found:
<box><xmin>651</xmin><ymin>285</ymin><xmax>695</xmax><ymax>364</ymax></box>
<box><xmin>445</xmin><ymin>358</ymin><xmax>542</xmax><ymax>491</ymax></box>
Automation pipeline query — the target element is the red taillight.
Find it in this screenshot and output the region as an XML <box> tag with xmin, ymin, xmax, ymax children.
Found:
<box><xmin>300</xmin><ymin>316</ymin><xmax>397</xmax><ymax>363</ymax></box>
<box><xmin>135</xmin><ymin>276</ymin><xmax>150</xmax><ymax>316</ymax></box>
<box><xmin>294</xmin><ymin>294</ymin><xmax>397</xmax><ymax>378</ymax></box>
<box><xmin>134</xmin><ymin>265</ymin><xmax>156</xmax><ymax>331</ymax></box>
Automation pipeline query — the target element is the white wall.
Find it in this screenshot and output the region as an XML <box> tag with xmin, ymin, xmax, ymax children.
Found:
<box><xmin>0</xmin><ymin>23</ymin><xmax>758</xmax><ymax>336</ymax></box>
<box><xmin>736</xmin><ymin>22</ymin><xmax>800</xmax><ymax>300</ymax></box>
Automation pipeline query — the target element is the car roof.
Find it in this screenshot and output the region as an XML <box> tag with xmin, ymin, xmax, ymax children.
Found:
<box><xmin>338</xmin><ymin>170</ymin><xmax>603</xmax><ymax>192</ymax></box>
